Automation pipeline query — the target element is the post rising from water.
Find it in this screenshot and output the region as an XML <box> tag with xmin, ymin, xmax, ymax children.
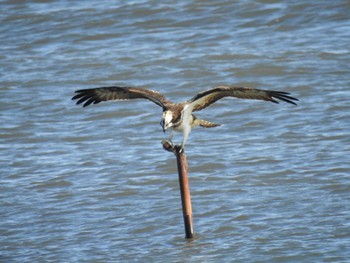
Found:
<box><xmin>162</xmin><ymin>140</ymin><xmax>194</xmax><ymax>239</ymax></box>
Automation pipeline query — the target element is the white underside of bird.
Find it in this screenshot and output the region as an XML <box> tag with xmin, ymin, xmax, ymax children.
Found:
<box><xmin>162</xmin><ymin>105</ymin><xmax>194</xmax><ymax>149</ymax></box>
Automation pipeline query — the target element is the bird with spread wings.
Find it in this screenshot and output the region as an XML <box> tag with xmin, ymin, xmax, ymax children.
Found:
<box><xmin>72</xmin><ymin>86</ymin><xmax>298</xmax><ymax>150</ymax></box>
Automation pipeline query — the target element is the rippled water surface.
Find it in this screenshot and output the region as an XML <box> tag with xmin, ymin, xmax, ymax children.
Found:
<box><xmin>1</xmin><ymin>1</ymin><xmax>350</xmax><ymax>262</ymax></box>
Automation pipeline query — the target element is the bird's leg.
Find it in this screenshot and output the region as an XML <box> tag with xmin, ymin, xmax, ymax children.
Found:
<box><xmin>178</xmin><ymin>145</ymin><xmax>184</xmax><ymax>153</ymax></box>
<box><xmin>168</xmin><ymin>130</ymin><xmax>174</xmax><ymax>144</ymax></box>
<box><xmin>179</xmin><ymin>127</ymin><xmax>190</xmax><ymax>153</ymax></box>
<box><xmin>161</xmin><ymin>130</ymin><xmax>174</xmax><ymax>150</ymax></box>
<box><xmin>179</xmin><ymin>140</ymin><xmax>186</xmax><ymax>153</ymax></box>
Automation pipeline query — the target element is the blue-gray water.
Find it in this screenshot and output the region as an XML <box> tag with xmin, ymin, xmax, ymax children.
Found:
<box><xmin>1</xmin><ymin>1</ymin><xmax>350</xmax><ymax>262</ymax></box>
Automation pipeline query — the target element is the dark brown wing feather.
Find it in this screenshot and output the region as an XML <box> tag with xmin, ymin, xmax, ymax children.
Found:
<box><xmin>72</xmin><ymin>86</ymin><xmax>169</xmax><ymax>108</ymax></box>
<box><xmin>188</xmin><ymin>86</ymin><xmax>298</xmax><ymax>112</ymax></box>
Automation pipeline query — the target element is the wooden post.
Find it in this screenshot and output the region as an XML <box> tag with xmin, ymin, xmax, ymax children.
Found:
<box><xmin>162</xmin><ymin>140</ymin><xmax>194</xmax><ymax>239</ymax></box>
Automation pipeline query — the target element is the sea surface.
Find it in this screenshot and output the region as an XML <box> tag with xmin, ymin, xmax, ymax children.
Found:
<box><xmin>1</xmin><ymin>1</ymin><xmax>350</xmax><ymax>262</ymax></box>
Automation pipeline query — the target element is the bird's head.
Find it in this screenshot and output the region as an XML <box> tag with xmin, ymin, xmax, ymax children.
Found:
<box><xmin>160</xmin><ymin>111</ymin><xmax>173</xmax><ymax>132</ymax></box>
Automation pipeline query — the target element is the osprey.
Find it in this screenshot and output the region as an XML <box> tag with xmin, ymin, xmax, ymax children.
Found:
<box><xmin>72</xmin><ymin>86</ymin><xmax>298</xmax><ymax>150</ymax></box>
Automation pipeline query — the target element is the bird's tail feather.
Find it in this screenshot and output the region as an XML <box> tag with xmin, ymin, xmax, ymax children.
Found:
<box><xmin>193</xmin><ymin>119</ymin><xmax>221</xmax><ymax>128</ymax></box>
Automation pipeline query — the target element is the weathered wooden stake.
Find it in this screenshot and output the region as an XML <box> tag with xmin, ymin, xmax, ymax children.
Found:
<box><xmin>162</xmin><ymin>140</ymin><xmax>194</xmax><ymax>239</ymax></box>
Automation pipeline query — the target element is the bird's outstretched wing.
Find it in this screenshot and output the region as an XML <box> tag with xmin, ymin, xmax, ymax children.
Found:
<box><xmin>188</xmin><ymin>86</ymin><xmax>298</xmax><ymax>112</ymax></box>
<box><xmin>72</xmin><ymin>86</ymin><xmax>169</xmax><ymax>108</ymax></box>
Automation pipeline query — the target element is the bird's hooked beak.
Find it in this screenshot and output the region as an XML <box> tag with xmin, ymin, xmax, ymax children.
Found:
<box><xmin>160</xmin><ymin>119</ymin><xmax>166</xmax><ymax>133</ymax></box>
